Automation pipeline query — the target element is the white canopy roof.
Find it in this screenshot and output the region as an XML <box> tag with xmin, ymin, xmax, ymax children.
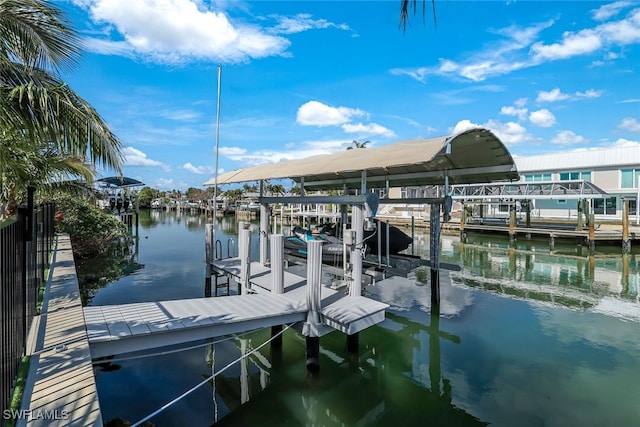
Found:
<box><xmin>205</xmin><ymin>128</ymin><xmax>519</xmax><ymax>190</ymax></box>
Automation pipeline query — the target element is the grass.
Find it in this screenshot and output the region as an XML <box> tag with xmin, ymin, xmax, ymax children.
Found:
<box><xmin>5</xmin><ymin>355</ymin><xmax>31</xmax><ymax>427</ymax></box>
<box><xmin>414</xmin><ymin>266</ymin><xmax>428</xmax><ymax>284</ymax></box>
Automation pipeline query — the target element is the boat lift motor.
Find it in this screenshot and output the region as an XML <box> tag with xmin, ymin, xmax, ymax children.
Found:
<box><xmin>364</xmin><ymin>193</ymin><xmax>379</xmax><ymax>232</ymax></box>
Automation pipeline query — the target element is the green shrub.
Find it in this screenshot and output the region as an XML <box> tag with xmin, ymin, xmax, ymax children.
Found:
<box><xmin>47</xmin><ymin>193</ymin><xmax>128</xmax><ymax>258</ymax></box>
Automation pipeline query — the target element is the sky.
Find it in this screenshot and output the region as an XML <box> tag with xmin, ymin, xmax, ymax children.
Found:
<box><xmin>59</xmin><ymin>0</ymin><xmax>640</xmax><ymax>191</ymax></box>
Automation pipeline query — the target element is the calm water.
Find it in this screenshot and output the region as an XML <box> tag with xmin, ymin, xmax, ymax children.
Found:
<box><xmin>77</xmin><ymin>209</ymin><xmax>640</xmax><ymax>426</ymax></box>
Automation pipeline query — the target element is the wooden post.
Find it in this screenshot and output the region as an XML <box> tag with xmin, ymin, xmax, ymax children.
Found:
<box><xmin>588</xmin><ymin>213</ymin><xmax>595</xmax><ymax>255</ymax></box>
<box><xmin>622</xmin><ymin>199</ymin><xmax>631</xmax><ymax>253</ymax></box>
<box><xmin>429</xmin><ymin>203</ymin><xmax>441</xmax><ymax>307</ymax></box>
<box><xmin>460</xmin><ymin>204</ymin><xmax>466</xmax><ymax>243</ymax></box>
<box><xmin>508</xmin><ymin>205</ymin><xmax>516</xmax><ymax>247</ymax></box>
<box><xmin>306</xmin><ymin>336</ymin><xmax>320</xmax><ymax>374</ymax></box>
<box><xmin>549</xmin><ymin>234</ymin><xmax>555</xmax><ymax>252</ymax></box>
<box><xmin>525</xmin><ymin>200</ymin><xmax>531</xmax><ymax>227</ymax></box>
<box><xmin>577</xmin><ymin>199</ymin><xmax>584</xmax><ymax>230</ymax></box>
<box><xmin>346</xmin><ymin>333</ymin><xmax>359</xmax><ymax>354</ymax></box>
<box><xmin>584</xmin><ymin>200</ymin><xmax>591</xmax><ymax>226</ymax></box>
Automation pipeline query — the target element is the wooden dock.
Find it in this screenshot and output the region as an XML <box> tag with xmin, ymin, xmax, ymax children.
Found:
<box><xmin>18</xmin><ymin>235</ymin><xmax>102</xmax><ymax>427</ymax></box>
<box><xmin>84</xmin><ymin>258</ymin><xmax>387</xmax><ymax>359</ymax></box>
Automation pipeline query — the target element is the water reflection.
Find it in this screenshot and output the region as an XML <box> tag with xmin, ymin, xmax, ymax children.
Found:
<box><xmin>83</xmin><ymin>212</ymin><xmax>640</xmax><ymax>426</ymax></box>
<box><xmin>448</xmin><ymin>238</ymin><xmax>640</xmax><ymax>318</ymax></box>
<box><xmin>75</xmin><ymin>236</ymin><xmax>143</xmax><ymax>306</ymax></box>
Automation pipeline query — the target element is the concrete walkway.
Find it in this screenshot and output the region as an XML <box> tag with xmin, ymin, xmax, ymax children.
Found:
<box><xmin>18</xmin><ymin>234</ymin><xmax>102</xmax><ymax>427</ymax></box>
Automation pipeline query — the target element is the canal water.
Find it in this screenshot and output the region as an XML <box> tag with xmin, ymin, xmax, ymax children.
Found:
<box><xmin>76</xmin><ymin>209</ymin><xmax>640</xmax><ymax>426</ymax></box>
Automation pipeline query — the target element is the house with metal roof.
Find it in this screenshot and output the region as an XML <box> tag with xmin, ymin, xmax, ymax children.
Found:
<box><xmin>513</xmin><ymin>145</ymin><xmax>640</xmax><ymax>220</ymax></box>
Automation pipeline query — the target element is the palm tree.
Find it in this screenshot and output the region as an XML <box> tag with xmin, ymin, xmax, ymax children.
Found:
<box><xmin>346</xmin><ymin>139</ymin><xmax>371</xmax><ymax>150</ymax></box>
<box><xmin>400</xmin><ymin>0</ymin><xmax>437</xmax><ymax>32</ymax></box>
<box><xmin>0</xmin><ymin>0</ymin><xmax>123</xmax><ymax>214</ymax></box>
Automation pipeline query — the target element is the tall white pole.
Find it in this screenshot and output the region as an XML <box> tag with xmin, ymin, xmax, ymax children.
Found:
<box><xmin>213</xmin><ymin>65</ymin><xmax>222</xmax><ymax>214</ymax></box>
<box><xmin>636</xmin><ymin>175</ymin><xmax>640</xmax><ymax>225</ymax></box>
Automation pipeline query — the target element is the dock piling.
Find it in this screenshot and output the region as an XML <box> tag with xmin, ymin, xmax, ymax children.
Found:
<box><xmin>304</xmin><ymin>240</ymin><xmax>323</xmax><ymax>373</ymax></box>
<box><xmin>429</xmin><ymin>204</ymin><xmax>441</xmax><ymax>307</ymax></box>
<box><xmin>623</xmin><ymin>199</ymin><xmax>631</xmax><ymax>253</ymax></box>
<box><xmin>239</xmin><ymin>222</ymin><xmax>251</xmax><ymax>295</ymax></box>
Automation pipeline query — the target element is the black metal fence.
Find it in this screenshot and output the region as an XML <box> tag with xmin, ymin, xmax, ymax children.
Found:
<box><xmin>0</xmin><ymin>196</ymin><xmax>55</xmax><ymax>415</ymax></box>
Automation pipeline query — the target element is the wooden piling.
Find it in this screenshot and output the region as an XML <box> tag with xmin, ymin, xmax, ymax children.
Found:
<box><xmin>306</xmin><ymin>336</ymin><xmax>320</xmax><ymax>374</ymax></box>
<box><xmin>508</xmin><ymin>205</ymin><xmax>516</xmax><ymax>247</ymax></box>
<box><xmin>622</xmin><ymin>199</ymin><xmax>631</xmax><ymax>253</ymax></box>
<box><xmin>460</xmin><ymin>204</ymin><xmax>466</xmax><ymax>243</ymax></box>
<box><xmin>576</xmin><ymin>199</ymin><xmax>584</xmax><ymax>230</ymax></box>
<box><xmin>346</xmin><ymin>333</ymin><xmax>359</xmax><ymax>354</ymax></box>
<box><xmin>429</xmin><ymin>204</ymin><xmax>441</xmax><ymax>307</ymax></box>
<box><xmin>588</xmin><ymin>213</ymin><xmax>595</xmax><ymax>255</ymax></box>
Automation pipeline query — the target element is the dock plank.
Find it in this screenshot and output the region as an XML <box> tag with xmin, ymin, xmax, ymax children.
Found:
<box><xmin>19</xmin><ymin>234</ymin><xmax>102</xmax><ymax>427</ymax></box>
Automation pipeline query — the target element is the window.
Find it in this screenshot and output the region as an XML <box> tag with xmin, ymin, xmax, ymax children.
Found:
<box><xmin>523</xmin><ymin>173</ymin><xmax>552</xmax><ymax>182</ymax></box>
<box><xmin>559</xmin><ymin>171</ymin><xmax>591</xmax><ymax>181</ymax></box>
<box><xmin>593</xmin><ymin>197</ymin><xmax>617</xmax><ymax>215</ymax></box>
<box><xmin>621</xmin><ymin>169</ymin><xmax>640</xmax><ymax>188</ymax></box>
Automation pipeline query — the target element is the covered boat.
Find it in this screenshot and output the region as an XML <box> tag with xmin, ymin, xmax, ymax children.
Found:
<box><xmin>283</xmin><ymin>222</ymin><xmax>413</xmax><ymax>265</ymax></box>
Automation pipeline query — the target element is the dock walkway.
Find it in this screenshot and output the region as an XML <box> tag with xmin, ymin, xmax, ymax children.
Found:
<box><xmin>18</xmin><ymin>235</ymin><xmax>102</xmax><ymax>427</ymax></box>
<box><xmin>83</xmin><ymin>258</ymin><xmax>387</xmax><ymax>359</ymax></box>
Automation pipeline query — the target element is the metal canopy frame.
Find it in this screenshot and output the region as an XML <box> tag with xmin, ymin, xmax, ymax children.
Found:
<box><xmin>447</xmin><ymin>179</ymin><xmax>608</xmax><ymax>201</ymax></box>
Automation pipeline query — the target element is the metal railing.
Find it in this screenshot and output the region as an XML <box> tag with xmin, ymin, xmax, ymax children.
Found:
<box><xmin>0</xmin><ymin>196</ymin><xmax>55</xmax><ymax>416</ymax></box>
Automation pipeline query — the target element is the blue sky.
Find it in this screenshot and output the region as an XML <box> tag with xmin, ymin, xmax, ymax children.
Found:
<box><xmin>60</xmin><ymin>1</ymin><xmax>640</xmax><ymax>191</ymax></box>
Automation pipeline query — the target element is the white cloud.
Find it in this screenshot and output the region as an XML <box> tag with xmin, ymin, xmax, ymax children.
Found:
<box><xmin>77</xmin><ymin>0</ymin><xmax>290</xmax><ymax>64</ymax></box>
<box><xmin>551</xmin><ymin>130</ymin><xmax>587</xmax><ymax>145</ymax></box>
<box><xmin>341</xmin><ymin>122</ymin><xmax>396</xmax><ymax>138</ymax></box>
<box><xmin>619</xmin><ymin>117</ymin><xmax>640</xmax><ymax>132</ymax></box>
<box><xmin>393</xmin><ymin>7</ymin><xmax>640</xmax><ymax>82</ymax></box>
<box><xmin>537</xmin><ymin>88</ymin><xmax>570</xmax><ymax>103</ymax></box>
<box><xmin>220</xmin><ymin>138</ymin><xmax>351</xmax><ymax>166</ymax></box>
<box><xmin>531</xmin><ymin>29</ymin><xmax>603</xmax><ymax>61</ymax></box>
<box><xmin>592</xmin><ymin>1</ymin><xmax>634</xmax><ymax>21</ymax></box>
<box><xmin>183</xmin><ymin>162</ymin><xmax>216</xmax><ymax>175</ymax></box>
<box><xmin>576</xmin><ymin>89</ymin><xmax>602</xmax><ymax>99</ymax></box>
<box><xmin>270</xmin><ymin>13</ymin><xmax>351</xmax><ymax>35</ymax></box>
<box><xmin>529</xmin><ymin>109</ymin><xmax>556</xmax><ymax>127</ymax></box>
<box><xmin>536</xmin><ymin>87</ymin><xmax>601</xmax><ymax>103</ymax></box>
<box><xmin>500</xmin><ymin>105</ymin><xmax>528</xmax><ymax>121</ymax></box>
<box><xmin>451</xmin><ymin>119</ymin><xmax>483</xmax><ymax>135</ymax></box>
<box><xmin>219</xmin><ymin>146</ymin><xmax>247</xmax><ymax>156</ymax></box>
<box><xmin>123</xmin><ymin>146</ymin><xmax>170</xmax><ymax>171</ymax></box>
<box><xmin>296</xmin><ymin>101</ymin><xmax>365</xmax><ymax>126</ymax></box>
<box><xmin>514</xmin><ymin>97</ymin><xmax>528</xmax><ymax>108</ymax></box>
<box><xmin>451</xmin><ymin>119</ymin><xmax>532</xmax><ymax>146</ymax></box>
<box><xmin>155</xmin><ymin>178</ymin><xmax>175</xmax><ymax>190</ymax></box>
<box><xmin>611</xmin><ymin>138</ymin><xmax>640</xmax><ymax>147</ymax></box>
